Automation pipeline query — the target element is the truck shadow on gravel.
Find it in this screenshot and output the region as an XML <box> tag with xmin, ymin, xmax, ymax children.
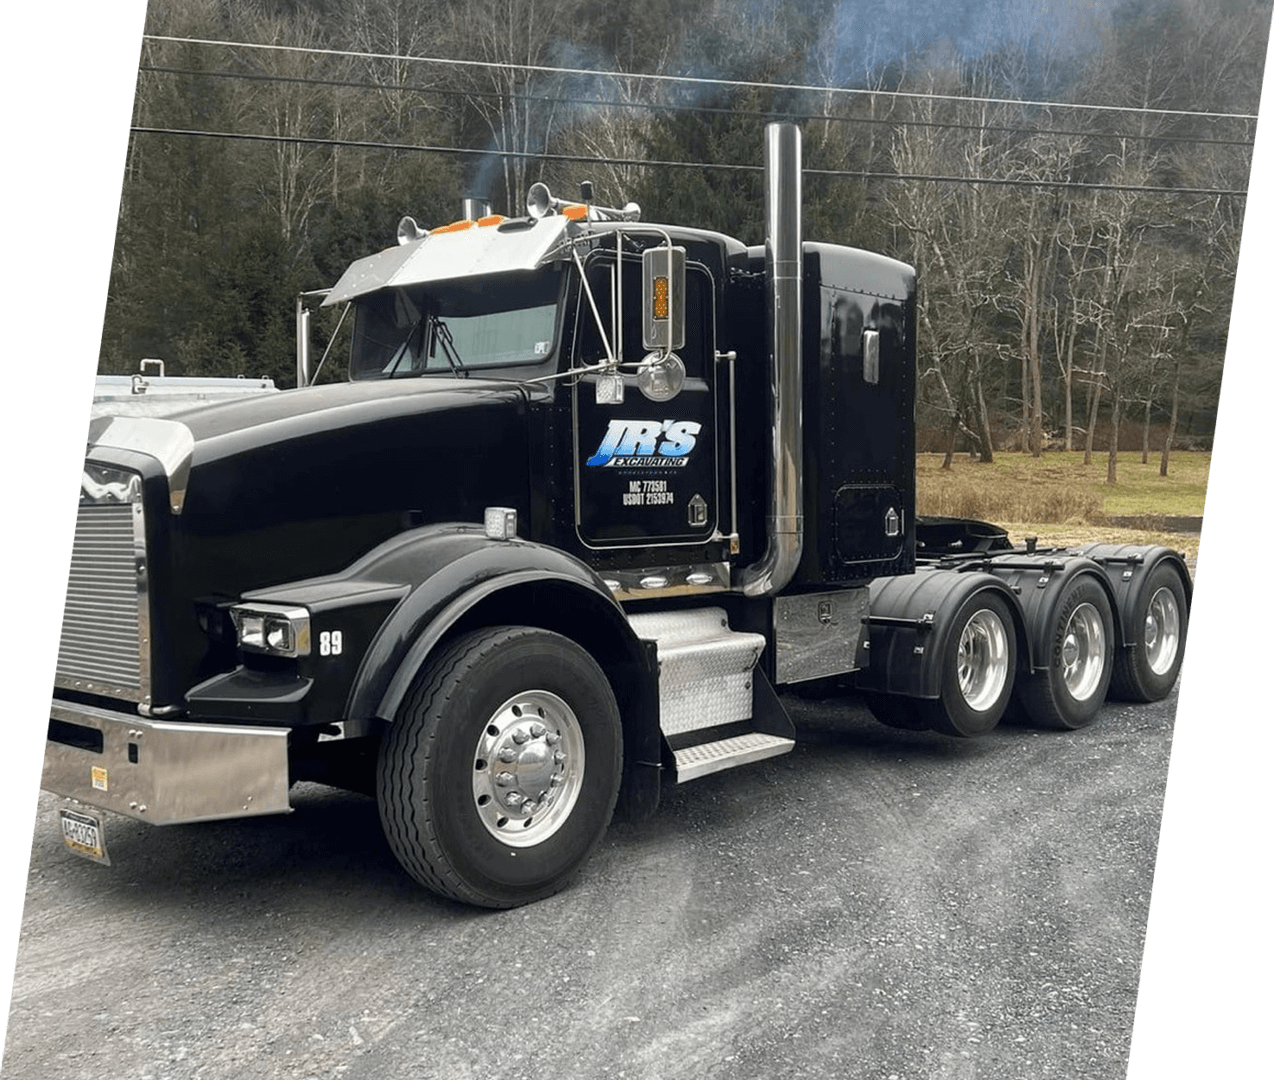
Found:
<box><xmin>36</xmin><ymin>787</ymin><xmax>484</xmax><ymax>923</ymax></box>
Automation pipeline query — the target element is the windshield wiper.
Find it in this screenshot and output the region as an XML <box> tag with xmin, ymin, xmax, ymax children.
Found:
<box><xmin>431</xmin><ymin>316</ymin><xmax>468</xmax><ymax>378</ymax></box>
<box><xmin>384</xmin><ymin>315</ymin><xmax>427</xmax><ymax>378</ymax></box>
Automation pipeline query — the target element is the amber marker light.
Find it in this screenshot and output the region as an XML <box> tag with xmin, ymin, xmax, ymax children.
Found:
<box><xmin>653</xmin><ymin>276</ymin><xmax>670</xmax><ymax>320</ymax></box>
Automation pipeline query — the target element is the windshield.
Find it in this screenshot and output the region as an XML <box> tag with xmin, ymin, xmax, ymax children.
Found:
<box><xmin>349</xmin><ymin>270</ymin><xmax>562</xmax><ymax>380</ymax></box>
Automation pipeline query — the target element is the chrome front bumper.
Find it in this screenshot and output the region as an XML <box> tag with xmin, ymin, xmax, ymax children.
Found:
<box><xmin>44</xmin><ymin>699</ymin><xmax>291</xmax><ymax>825</ymax></box>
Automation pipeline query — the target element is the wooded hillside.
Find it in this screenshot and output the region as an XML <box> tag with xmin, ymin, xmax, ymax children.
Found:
<box><xmin>104</xmin><ymin>0</ymin><xmax>1270</xmax><ymax>468</ymax></box>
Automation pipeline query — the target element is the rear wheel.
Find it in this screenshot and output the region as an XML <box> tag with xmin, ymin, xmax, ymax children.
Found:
<box><xmin>865</xmin><ymin>591</ymin><xmax>1017</xmax><ymax>738</ymax></box>
<box><xmin>1109</xmin><ymin>563</ymin><xmax>1188</xmax><ymax>702</ymax></box>
<box><xmin>921</xmin><ymin>591</ymin><xmax>1017</xmax><ymax>737</ymax></box>
<box><xmin>377</xmin><ymin>626</ymin><xmax>622</xmax><ymax>908</ymax></box>
<box><xmin>1016</xmin><ymin>576</ymin><xmax>1114</xmax><ymax>730</ymax></box>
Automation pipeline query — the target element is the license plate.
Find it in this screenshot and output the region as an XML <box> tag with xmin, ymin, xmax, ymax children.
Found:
<box><xmin>59</xmin><ymin>807</ymin><xmax>110</xmax><ymax>865</ymax></box>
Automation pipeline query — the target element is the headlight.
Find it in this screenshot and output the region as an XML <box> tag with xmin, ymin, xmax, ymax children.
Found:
<box><xmin>230</xmin><ymin>604</ymin><xmax>311</xmax><ymax>658</ymax></box>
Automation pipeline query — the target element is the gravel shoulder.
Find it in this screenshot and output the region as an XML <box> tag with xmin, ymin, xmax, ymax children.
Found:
<box><xmin>2</xmin><ymin>689</ymin><xmax>1176</xmax><ymax>1080</ymax></box>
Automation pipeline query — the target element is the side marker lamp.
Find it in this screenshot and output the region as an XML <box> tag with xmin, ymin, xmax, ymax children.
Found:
<box><xmin>484</xmin><ymin>507</ymin><xmax>519</xmax><ymax>541</ymax></box>
<box><xmin>652</xmin><ymin>276</ymin><xmax>670</xmax><ymax>320</ymax></box>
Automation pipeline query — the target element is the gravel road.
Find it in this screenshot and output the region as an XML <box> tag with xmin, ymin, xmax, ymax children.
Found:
<box><xmin>2</xmin><ymin>688</ymin><xmax>1176</xmax><ymax>1080</ymax></box>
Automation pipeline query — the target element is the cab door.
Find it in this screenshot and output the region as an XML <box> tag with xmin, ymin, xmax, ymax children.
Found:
<box><xmin>571</xmin><ymin>250</ymin><xmax>724</xmax><ymax>550</ymax></box>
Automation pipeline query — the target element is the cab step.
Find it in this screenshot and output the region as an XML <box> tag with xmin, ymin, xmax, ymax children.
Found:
<box><xmin>672</xmin><ymin>731</ymin><xmax>795</xmax><ymax>783</ymax></box>
<box><xmin>627</xmin><ymin>606</ymin><xmax>766</xmax><ymax>736</ymax></box>
<box><xmin>627</xmin><ymin>606</ymin><xmax>795</xmax><ymax>783</ymax></box>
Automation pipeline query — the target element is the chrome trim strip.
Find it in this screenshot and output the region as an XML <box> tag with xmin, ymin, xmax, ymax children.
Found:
<box><xmin>603</xmin><ymin>562</ymin><xmax>731</xmax><ymax>602</ymax></box>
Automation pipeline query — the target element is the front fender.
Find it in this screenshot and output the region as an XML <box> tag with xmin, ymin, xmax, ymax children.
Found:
<box><xmin>341</xmin><ymin>525</ymin><xmax>662</xmax><ymax>821</ymax></box>
<box><xmin>189</xmin><ymin>523</ymin><xmax>662</xmax><ymax>817</ymax></box>
<box><xmin>350</xmin><ymin>542</ymin><xmax>638</xmax><ymax>723</ymax></box>
<box><xmin>190</xmin><ymin>524</ymin><xmax>638</xmax><ymax>726</ymax></box>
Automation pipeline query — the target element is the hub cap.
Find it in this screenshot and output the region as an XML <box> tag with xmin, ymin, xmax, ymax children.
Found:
<box><xmin>1060</xmin><ymin>602</ymin><xmax>1106</xmax><ymax>701</ymax></box>
<box><xmin>957</xmin><ymin>609</ymin><xmax>1011</xmax><ymax>712</ymax></box>
<box><xmin>472</xmin><ymin>690</ymin><xmax>585</xmax><ymax>847</ymax></box>
<box><xmin>1144</xmin><ymin>586</ymin><xmax>1181</xmax><ymax>676</ymax></box>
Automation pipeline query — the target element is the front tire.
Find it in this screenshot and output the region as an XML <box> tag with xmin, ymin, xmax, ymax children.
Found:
<box><xmin>377</xmin><ymin>626</ymin><xmax>622</xmax><ymax>908</ymax></box>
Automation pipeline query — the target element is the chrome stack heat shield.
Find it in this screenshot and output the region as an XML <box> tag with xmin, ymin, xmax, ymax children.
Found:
<box><xmin>738</xmin><ymin>121</ymin><xmax>804</xmax><ymax>597</ymax></box>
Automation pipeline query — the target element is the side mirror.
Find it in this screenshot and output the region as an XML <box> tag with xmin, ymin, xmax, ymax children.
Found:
<box><xmin>642</xmin><ymin>246</ymin><xmax>686</xmax><ymax>351</ymax></box>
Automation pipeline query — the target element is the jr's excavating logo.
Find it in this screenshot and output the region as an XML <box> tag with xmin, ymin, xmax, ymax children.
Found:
<box><xmin>585</xmin><ymin>419</ymin><xmax>701</xmax><ymax>468</ymax></box>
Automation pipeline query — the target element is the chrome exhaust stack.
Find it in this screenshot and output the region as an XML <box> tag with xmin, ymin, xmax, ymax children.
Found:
<box><xmin>738</xmin><ymin>122</ymin><xmax>804</xmax><ymax>598</ymax></box>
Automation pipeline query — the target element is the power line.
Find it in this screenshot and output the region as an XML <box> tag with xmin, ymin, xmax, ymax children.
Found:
<box><xmin>142</xmin><ymin>35</ymin><xmax>1261</xmax><ymax>124</ymax></box>
<box><xmin>129</xmin><ymin>126</ymin><xmax>1250</xmax><ymax>198</ymax></box>
<box><xmin>138</xmin><ymin>64</ymin><xmax>1259</xmax><ymax>150</ymax></box>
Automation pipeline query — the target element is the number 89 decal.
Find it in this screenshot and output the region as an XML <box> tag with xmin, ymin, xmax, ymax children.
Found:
<box><xmin>319</xmin><ymin>630</ymin><xmax>343</xmax><ymax>657</ymax></box>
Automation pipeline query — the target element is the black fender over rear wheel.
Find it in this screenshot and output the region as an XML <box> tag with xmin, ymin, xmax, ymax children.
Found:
<box><xmin>865</xmin><ymin>591</ymin><xmax>1017</xmax><ymax>738</ymax></box>
<box><xmin>377</xmin><ymin>626</ymin><xmax>622</xmax><ymax>908</ymax></box>
<box><xmin>1015</xmin><ymin>576</ymin><xmax>1115</xmax><ymax>730</ymax></box>
<box><xmin>922</xmin><ymin>591</ymin><xmax>1017</xmax><ymax>738</ymax></box>
<box><xmin>1109</xmin><ymin>563</ymin><xmax>1188</xmax><ymax>703</ymax></box>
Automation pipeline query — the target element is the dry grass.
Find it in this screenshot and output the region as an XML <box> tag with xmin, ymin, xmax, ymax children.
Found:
<box><xmin>917</xmin><ymin>466</ymin><xmax>1105</xmax><ymax>524</ymax></box>
<box><xmin>917</xmin><ymin>450</ymin><xmax>1210</xmax><ymax>522</ymax></box>
<box><xmin>916</xmin><ymin>451</ymin><xmax>1210</xmax><ymax>573</ymax></box>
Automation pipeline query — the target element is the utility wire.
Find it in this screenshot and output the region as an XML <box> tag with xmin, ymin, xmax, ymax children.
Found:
<box><xmin>128</xmin><ymin>126</ymin><xmax>1250</xmax><ymax>198</ymax></box>
<box><xmin>138</xmin><ymin>64</ymin><xmax>1260</xmax><ymax>150</ymax></box>
<box><xmin>142</xmin><ymin>35</ymin><xmax>1261</xmax><ymax>123</ymax></box>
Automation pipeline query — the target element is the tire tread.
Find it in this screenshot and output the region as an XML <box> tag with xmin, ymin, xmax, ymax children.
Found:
<box><xmin>377</xmin><ymin>626</ymin><xmax>620</xmax><ymax>908</ymax></box>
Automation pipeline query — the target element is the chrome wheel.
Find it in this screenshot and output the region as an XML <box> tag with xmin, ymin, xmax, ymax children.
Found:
<box><xmin>1061</xmin><ymin>602</ymin><xmax>1106</xmax><ymax>702</ymax></box>
<box><xmin>1144</xmin><ymin>586</ymin><xmax>1181</xmax><ymax>677</ymax></box>
<box><xmin>472</xmin><ymin>690</ymin><xmax>586</xmax><ymax>847</ymax></box>
<box><xmin>957</xmin><ymin>609</ymin><xmax>1011</xmax><ymax>712</ymax></box>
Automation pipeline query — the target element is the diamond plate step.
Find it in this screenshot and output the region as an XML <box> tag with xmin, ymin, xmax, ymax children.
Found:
<box><xmin>673</xmin><ymin>732</ymin><xmax>795</xmax><ymax>783</ymax></box>
<box><xmin>627</xmin><ymin>607</ymin><xmax>765</xmax><ymax>737</ymax></box>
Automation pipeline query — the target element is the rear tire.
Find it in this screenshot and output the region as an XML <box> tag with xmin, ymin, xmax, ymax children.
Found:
<box><xmin>1109</xmin><ymin>563</ymin><xmax>1188</xmax><ymax>703</ymax></box>
<box><xmin>864</xmin><ymin>591</ymin><xmax>1017</xmax><ymax>738</ymax></box>
<box><xmin>1016</xmin><ymin>576</ymin><xmax>1114</xmax><ymax>730</ymax></box>
<box><xmin>920</xmin><ymin>591</ymin><xmax>1017</xmax><ymax>738</ymax></box>
<box><xmin>377</xmin><ymin>626</ymin><xmax>622</xmax><ymax>908</ymax></box>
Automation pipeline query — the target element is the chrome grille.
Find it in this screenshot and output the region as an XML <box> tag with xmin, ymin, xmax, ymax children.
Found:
<box><xmin>55</xmin><ymin>466</ymin><xmax>148</xmax><ymax>703</ymax></box>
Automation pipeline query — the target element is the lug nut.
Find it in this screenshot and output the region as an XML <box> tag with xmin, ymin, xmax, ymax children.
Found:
<box><xmin>530</xmin><ymin>723</ymin><xmax>546</xmax><ymax>738</ymax></box>
<box><xmin>496</xmin><ymin>772</ymin><xmax>515</xmax><ymax>788</ymax></box>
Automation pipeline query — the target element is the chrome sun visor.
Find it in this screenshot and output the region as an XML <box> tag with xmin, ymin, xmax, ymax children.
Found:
<box><xmin>323</xmin><ymin>215</ymin><xmax>573</xmax><ymax>306</ymax></box>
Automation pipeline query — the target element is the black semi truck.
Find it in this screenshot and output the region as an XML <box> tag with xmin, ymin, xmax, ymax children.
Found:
<box><xmin>46</xmin><ymin>124</ymin><xmax>1189</xmax><ymax>908</ymax></box>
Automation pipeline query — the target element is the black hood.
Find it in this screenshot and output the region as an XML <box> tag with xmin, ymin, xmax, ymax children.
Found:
<box><xmin>96</xmin><ymin>377</ymin><xmax>537</xmax><ymax>706</ymax></box>
<box><xmin>172</xmin><ymin>376</ymin><xmax>534</xmax><ymax>545</ymax></box>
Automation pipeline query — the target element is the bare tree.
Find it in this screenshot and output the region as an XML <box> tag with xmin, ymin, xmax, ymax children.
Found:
<box><xmin>886</xmin><ymin>62</ymin><xmax>1011</xmax><ymax>465</ymax></box>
